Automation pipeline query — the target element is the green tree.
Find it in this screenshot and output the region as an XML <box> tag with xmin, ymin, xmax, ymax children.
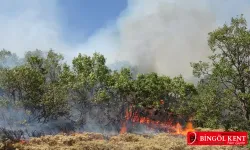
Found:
<box><xmin>0</xmin><ymin>49</ymin><xmax>21</xmax><ymax>69</ymax></box>
<box><xmin>0</xmin><ymin>50</ymin><xmax>69</xmax><ymax>122</ymax></box>
<box><xmin>66</xmin><ymin>52</ymin><xmax>112</xmax><ymax>126</ymax></box>
<box><xmin>189</xmin><ymin>77</ymin><xmax>227</xmax><ymax>128</ymax></box>
<box><xmin>134</xmin><ymin>73</ymin><xmax>166</xmax><ymax>107</ymax></box>
<box><xmin>191</xmin><ymin>14</ymin><xmax>250</xmax><ymax>130</ymax></box>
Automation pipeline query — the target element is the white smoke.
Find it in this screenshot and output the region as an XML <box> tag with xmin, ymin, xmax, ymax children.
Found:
<box><xmin>0</xmin><ymin>0</ymin><xmax>250</xmax><ymax>79</ymax></box>
<box><xmin>115</xmin><ymin>0</ymin><xmax>250</xmax><ymax>80</ymax></box>
<box><xmin>116</xmin><ymin>0</ymin><xmax>215</xmax><ymax>79</ymax></box>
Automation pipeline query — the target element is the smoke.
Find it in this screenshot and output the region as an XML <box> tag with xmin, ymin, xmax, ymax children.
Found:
<box><xmin>116</xmin><ymin>0</ymin><xmax>214</xmax><ymax>79</ymax></box>
<box><xmin>0</xmin><ymin>0</ymin><xmax>63</xmax><ymax>57</ymax></box>
<box><xmin>0</xmin><ymin>0</ymin><xmax>250</xmax><ymax>79</ymax></box>
<box><xmin>0</xmin><ymin>0</ymin><xmax>120</xmax><ymax>66</ymax></box>
<box><xmin>115</xmin><ymin>0</ymin><xmax>250</xmax><ymax>80</ymax></box>
<box><xmin>0</xmin><ymin>105</ymin><xmax>121</xmax><ymax>137</ymax></box>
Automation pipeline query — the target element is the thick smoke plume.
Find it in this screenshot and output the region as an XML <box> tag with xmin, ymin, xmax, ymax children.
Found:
<box><xmin>115</xmin><ymin>0</ymin><xmax>250</xmax><ymax>80</ymax></box>
<box><xmin>0</xmin><ymin>0</ymin><xmax>250</xmax><ymax>80</ymax></box>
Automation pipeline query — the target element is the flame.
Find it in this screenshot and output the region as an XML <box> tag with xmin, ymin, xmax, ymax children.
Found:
<box><xmin>120</xmin><ymin>105</ymin><xmax>195</xmax><ymax>135</ymax></box>
<box><xmin>175</xmin><ymin>123</ymin><xmax>182</xmax><ymax>134</ymax></box>
<box><xmin>172</xmin><ymin>122</ymin><xmax>195</xmax><ymax>135</ymax></box>
<box><xmin>120</xmin><ymin>108</ymin><xmax>130</xmax><ymax>134</ymax></box>
<box><xmin>120</xmin><ymin>122</ymin><xmax>127</xmax><ymax>134</ymax></box>
<box><xmin>19</xmin><ymin>140</ymin><xmax>27</xmax><ymax>144</ymax></box>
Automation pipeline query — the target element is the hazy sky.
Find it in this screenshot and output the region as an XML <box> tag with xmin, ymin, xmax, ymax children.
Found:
<box><xmin>58</xmin><ymin>0</ymin><xmax>127</xmax><ymax>44</ymax></box>
<box><xmin>0</xmin><ymin>0</ymin><xmax>250</xmax><ymax>79</ymax></box>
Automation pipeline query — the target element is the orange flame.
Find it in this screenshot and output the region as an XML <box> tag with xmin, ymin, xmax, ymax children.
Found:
<box><xmin>120</xmin><ymin>122</ymin><xmax>127</xmax><ymax>134</ymax></box>
<box><xmin>172</xmin><ymin>122</ymin><xmax>195</xmax><ymax>135</ymax></box>
<box><xmin>19</xmin><ymin>140</ymin><xmax>27</xmax><ymax>144</ymax></box>
<box><xmin>120</xmin><ymin>108</ymin><xmax>130</xmax><ymax>134</ymax></box>
<box><xmin>120</xmin><ymin>105</ymin><xmax>195</xmax><ymax>135</ymax></box>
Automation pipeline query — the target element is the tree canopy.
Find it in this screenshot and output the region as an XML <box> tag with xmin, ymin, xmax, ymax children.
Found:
<box><xmin>0</xmin><ymin>14</ymin><xmax>250</xmax><ymax>132</ymax></box>
<box><xmin>191</xmin><ymin>14</ymin><xmax>250</xmax><ymax>130</ymax></box>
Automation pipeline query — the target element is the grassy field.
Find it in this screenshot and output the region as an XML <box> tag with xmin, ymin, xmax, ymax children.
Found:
<box><xmin>1</xmin><ymin>132</ymin><xmax>248</xmax><ymax>150</ymax></box>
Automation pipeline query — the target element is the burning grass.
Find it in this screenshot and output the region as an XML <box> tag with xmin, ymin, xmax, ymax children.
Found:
<box><xmin>1</xmin><ymin>132</ymin><xmax>247</xmax><ymax>150</ymax></box>
<box><xmin>1</xmin><ymin>110</ymin><xmax>247</xmax><ymax>150</ymax></box>
<box><xmin>0</xmin><ymin>106</ymin><xmax>247</xmax><ymax>150</ymax></box>
<box><xmin>119</xmin><ymin>107</ymin><xmax>196</xmax><ymax>136</ymax></box>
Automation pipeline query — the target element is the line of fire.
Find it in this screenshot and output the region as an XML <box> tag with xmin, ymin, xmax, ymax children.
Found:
<box><xmin>119</xmin><ymin>99</ymin><xmax>195</xmax><ymax>135</ymax></box>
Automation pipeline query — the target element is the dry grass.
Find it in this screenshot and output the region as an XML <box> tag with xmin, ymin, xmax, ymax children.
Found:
<box><xmin>0</xmin><ymin>132</ymin><xmax>247</xmax><ymax>150</ymax></box>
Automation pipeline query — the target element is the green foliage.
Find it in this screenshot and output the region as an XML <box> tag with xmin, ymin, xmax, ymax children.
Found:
<box><xmin>0</xmin><ymin>49</ymin><xmax>21</xmax><ymax>69</ymax></box>
<box><xmin>190</xmin><ymin>77</ymin><xmax>226</xmax><ymax>128</ymax></box>
<box><xmin>0</xmin><ymin>49</ymin><xmax>198</xmax><ymax>127</ymax></box>
<box><xmin>0</xmin><ymin>50</ymin><xmax>69</xmax><ymax>122</ymax></box>
<box><xmin>191</xmin><ymin>14</ymin><xmax>250</xmax><ymax>130</ymax></box>
<box><xmin>1</xmin><ymin>14</ymin><xmax>249</xmax><ymax>133</ymax></box>
<box><xmin>134</xmin><ymin>73</ymin><xmax>165</xmax><ymax>106</ymax></box>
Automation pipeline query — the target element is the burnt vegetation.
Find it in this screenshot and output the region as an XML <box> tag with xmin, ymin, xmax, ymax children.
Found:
<box><xmin>0</xmin><ymin>128</ymin><xmax>24</xmax><ymax>142</ymax></box>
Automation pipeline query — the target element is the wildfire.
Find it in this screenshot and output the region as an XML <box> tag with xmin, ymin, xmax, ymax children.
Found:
<box><xmin>120</xmin><ymin>105</ymin><xmax>195</xmax><ymax>135</ymax></box>
<box><xmin>120</xmin><ymin>122</ymin><xmax>127</xmax><ymax>134</ymax></box>
<box><xmin>120</xmin><ymin>107</ymin><xmax>130</xmax><ymax>134</ymax></box>
<box><xmin>19</xmin><ymin>140</ymin><xmax>28</xmax><ymax>144</ymax></box>
<box><xmin>173</xmin><ymin>122</ymin><xmax>195</xmax><ymax>135</ymax></box>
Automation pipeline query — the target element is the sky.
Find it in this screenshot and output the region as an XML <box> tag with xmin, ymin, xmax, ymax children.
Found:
<box><xmin>0</xmin><ymin>0</ymin><xmax>250</xmax><ymax>81</ymax></box>
<box><xmin>58</xmin><ymin>0</ymin><xmax>127</xmax><ymax>44</ymax></box>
